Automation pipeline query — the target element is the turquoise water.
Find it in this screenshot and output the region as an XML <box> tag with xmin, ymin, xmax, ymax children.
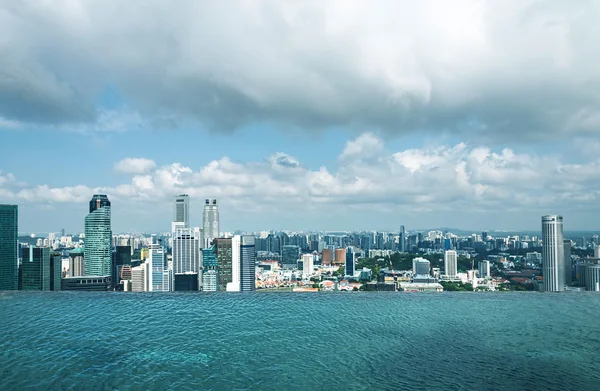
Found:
<box><xmin>1</xmin><ymin>292</ymin><xmax>599</xmax><ymax>391</ymax></box>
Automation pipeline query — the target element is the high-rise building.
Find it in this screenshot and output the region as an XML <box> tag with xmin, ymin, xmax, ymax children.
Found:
<box><xmin>564</xmin><ymin>239</ymin><xmax>572</xmax><ymax>285</ymax></box>
<box><xmin>112</xmin><ymin>245</ymin><xmax>132</xmax><ymax>289</ymax></box>
<box><xmin>227</xmin><ymin>235</ymin><xmax>241</xmax><ymax>292</ymax></box>
<box><xmin>321</xmin><ymin>248</ymin><xmax>333</xmax><ymax>266</ymax></box>
<box><xmin>203</xmin><ymin>199</ymin><xmax>219</xmax><ymax>248</ymax></box>
<box><xmin>0</xmin><ymin>205</ymin><xmax>18</xmax><ymax>290</ymax></box>
<box><xmin>69</xmin><ymin>248</ymin><xmax>85</xmax><ymax>277</ymax></box>
<box><xmin>542</xmin><ymin>215</ymin><xmax>565</xmax><ymax>291</ymax></box>
<box><xmin>399</xmin><ymin>225</ymin><xmax>406</xmax><ymax>252</ymax></box>
<box><xmin>173</xmin><ymin>194</ymin><xmax>189</xmax><ymax>228</ymax></box>
<box><xmin>478</xmin><ymin>260</ymin><xmax>490</xmax><ymax>279</ymax></box>
<box><xmin>345</xmin><ymin>247</ymin><xmax>355</xmax><ymax>277</ymax></box>
<box><xmin>334</xmin><ymin>248</ymin><xmax>346</xmax><ymax>265</ymax></box>
<box><xmin>172</xmin><ymin>228</ymin><xmax>201</xmax><ymax>274</ymax></box>
<box><xmin>84</xmin><ymin>195</ymin><xmax>112</xmax><ymax>277</ymax></box>
<box><xmin>201</xmin><ymin>245</ymin><xmax>218</xmax><ymax>292</ymax></box>
<box><xmin>214</xmin><ymin>238</ymin><xmax>232</xmax><ymax>291</ymax></box>
<box><xmin>302</xmin><ymin>253</ymin><xmax>315</xmax><ymax>276</ymax></box>
<box><xmin>444</xmin><ymin>250</ymin><xmax>458</xmax><ymax>277</ymax></box>
<box><xmin>131</xmin><ymin>263</ymin><xmax>147</xmax><ymax>292</ymax></box>
<box><xmin>585</xmin><ymin>264</ymin><xmax>600</xmax><ymax>291</ymax></box>
<box><xmin>240</xmin><ymin>235</ymin><xmax>256</xmax><ymax>292</ymax></box>
<box><xmin>149</xmin><ymin>243</ymin><xmax>169</xmax><ymax>292</ymax></box>
<box><xmin>20</xmin><ymin>246</ymin><xmax>50</xmax><ymax>291</ymax></box>
<box><xmin>50</xmin><ymin>252</ymin><xmax>62</xmax><ymax>291</ymax></box>
<box><xmin>281</xmin><ymin>245</ymin><xmax>300</xmax><ymax>269</ymax></box>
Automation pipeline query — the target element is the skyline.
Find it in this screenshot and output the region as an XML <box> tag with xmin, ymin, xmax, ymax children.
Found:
<box><xmin>2</xmin><ymin>1</ymin><xmax>600</xmax><ymax>231</ymax></box>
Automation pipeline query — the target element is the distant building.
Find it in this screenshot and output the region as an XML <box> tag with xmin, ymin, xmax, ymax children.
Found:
<box><xmin>240</xmin><ymin>235</ymin><xmax>256</xmax><ymax>292</ymax></box>
<box><xmin>542</xmin><ymin>215</ymin><xmax>565</xmax><ymax>291</ymax></box>
<box><xmin>227</xmin><ymin>235</ymin><xmax>241</xmax><ymax>292</ymax></box>
<box><xmin>321</xmin><ymin>248</ymin><xmax>333</xmax><ymax>266</ymax></box>
<box><xmin>113</xmin><ymin>245</ymin><xmax>132</xmax><ymax>290</ymax></box>
<box><xmin>345</xmin><ymin>248</ymin><xmax>355</xmax><ymax>277</ymax></box>
<box><xmin>202</xmin><ymin>270</ymin><xmax>218</xmax><ymax>292</ymax></box>
<box><xmin>202</xmin><ymin>245</ymin><xmax>218</xmax><ymax>292</ymax></box>
<box><xmin>281</xmin><ymin>245</ymin><xmax>300</xmax><ymax>269</ymax></box>
<box><xmin>585</xmin><ymin>264</ymin><xmax>600</xmax><ymax>291</ymax></box>
<box><xmin>131</xmin><ymin>264</ymin><xmax>147</xmax><ymax>292</ymax></box>
<box><xmin>50</xmin><ymin>253</ymin><xmax>62</xmax><ymax>291</ymax></box>
<box><xmin>478</xmin><ymin>260</ymin><xmax>491</xmax><ymax>278</ymax></box>
<box><xmin>84</xmin><ymin>195</ymin><xmax>112</xmax><ymax>277</ymax></box>
<box><xmin>0</xmin><ymin>204</ymin><xmax>18</xmax><ymax>290</ymax></box>
<box><xmin>444</xmin><ymin>250</ymin><xmax>457</xmax><ymax>277</ymax></box>
<box><xmin>334</xmin><ymin>248</ymin><xmax>346</xmax><ymax>265</ymax></box>
<box><xmin>149</xmin><ymin>244</ymin><xmax>170</xmax><ymax>292</ymax></box>
<box><xmin>61</xmin><ymin>276</ymin><xmax>112</xmax><ymax>291</ymax></box>
<box><xmin>69</xmin><ymin>248</ymin><xmax>85</xmax><ymax>277</ymax></box>
<box><xmin>301</xmin><ymin>253</ymin><xmax>315</xmax><ymax>276</ymax></box>
<box><xmin>214</xmin><ymin>238</ymin><xmax>232</xmax><ymax>291</ymax></box>
<box><xmin>564</xmin><ymin>239</ymin><xmax>572</xmax><ymax>284</ymax></box>
<box><xmin>21</xmin><ymin>246</ymin><xmax>50</xmax><ymax>291</ymax></box>
<box><xmin>173</xmin><ymin>194</ymin><xmax>189</xmax><ymax>228</ymax></box>
<box><xmin>398</xmin><ymin>225</ymin><xmax>406</xmax><ymax>252</ymax></box>
<box><xmin>203</xmin><ymin>199</ymin><xmax>219</xmax><ymax>248</ymax></box>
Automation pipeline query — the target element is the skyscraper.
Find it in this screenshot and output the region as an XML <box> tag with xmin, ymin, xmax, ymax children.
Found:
<box><xmin>444</xmin><ymin>250</ymin><xmax>457</xmax><ymax>277</ymax></box>
<box><xmin>281</xmin><ymin>245</ymin><xmax>300</xmax><ymax>269</ymax></box>
<box><xmin>227</xmin><ymin>235</ymin><xmax>241</xmax><ymax>291</ymax></box>
<box><xmin>399</xmin><ymin>225</ymin><xmax>406</xmax><ymax>252</ymax></box>
<box><xmin>542</xmin><ymin>215</ymin><xmax>565</xmax><ymax>291</ymax></box>
<box><xmin>173</xmin><ymin>194</ymin><xmax>189</xmax><ymax>228</ymax></box>
<box><xmin>345</xmin><ymin>247</ymin><xmax>355</xmax><ymax>277</ymax></box>
<box><xmin>203</xmin><ymin>199</ymin><xmax>219</xmax><ymax>248</ymax></box>
<box><xmin>149</xmin><ymin>243</ymin><xmax>170</xmax><ymax>292</ymax></box>
<box><xmin>20</xmin><ymin>246</ymin><xmax>50</xmax><ymax>291</ymax></box>
<box><xmin>214</xmin><ymin>238</ymin><xmax>232</xmax><ymax>291</ymax></box>
<box><xmin>239</xmin><ymin>235</ymin><xmax>256</xmax><ymax>292</ymax></box>
<box><xmin>84</xmin><ymin>195</ymin><xmax>112</xmax><ymax>277</ymax></box>
<box><xmin>564</xmin><ymin>239</ymin><xmax>572</xmax><ymax>285</ymax></box>
<box><xmin>0</xmin><ymin>205</ymin><xmax>18</xmax><ymax>290</ymax></box>
<box><xmin>172</xmin><ymin>227</ymin><xmax>201</xmax><ymax>274</ymax></box>
<box><xmin>478</xmin><ymin>260</ymin><xmax>490</xmax><ymax>279</ymax></box>
<box><xmin>50</xmin><ymin>252</ymin><xmax>62</xmax><ymax>291</ymax></box>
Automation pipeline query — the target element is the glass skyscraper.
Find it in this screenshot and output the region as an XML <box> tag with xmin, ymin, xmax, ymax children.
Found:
<box><xmin>84</xmin><ymin>195</ymin><xmax>112</xmax><ymax>277</ymax></box>
<box><xmin>0</xmin><ymin>204</ymin><xmax>18</xmax><ymax>290</ymax></box>
<box><xmin>214</xmin><ymin>238</ymin><xmax>232</xmax><ymax>291</ymax></box>
<box><xmin>21</xmin><ymin>246</ymin><xmax>50</xmax><ymax>291</ymax></box>
<box><xmin>240</xmin><ymin>235</ymin><xmax>255</xmax><ymax>292</ymax></box>
<box><xmin>173</xmin><ymin>195</ymin><xmax>189</xmax><ymax>228</ymax></box>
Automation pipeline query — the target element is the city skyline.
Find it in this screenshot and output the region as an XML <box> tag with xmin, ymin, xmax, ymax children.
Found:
<box><xmin>2</xmin><ymin>1</ymin><xmax>600</xmax><ymax>232</ymax></box>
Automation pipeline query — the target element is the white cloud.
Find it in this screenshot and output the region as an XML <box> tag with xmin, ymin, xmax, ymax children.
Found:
<box><xmin>4</xmin><ymin>133</ymin><xmax>600</xmax><ymax>229</ymax></box>
<box><xmin>114</xmin><ymin>158</ymin><xmax>157</xmax><ymax>174</ymax></box>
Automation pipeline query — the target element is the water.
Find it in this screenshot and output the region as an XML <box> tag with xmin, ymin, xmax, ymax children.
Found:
<box><xmin>1</xmin><ymin>292</ymin><xmax>599</xmax><ymax>391</ymax></box>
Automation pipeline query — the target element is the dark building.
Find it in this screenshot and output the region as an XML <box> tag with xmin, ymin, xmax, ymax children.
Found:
<box><xmin>240</xmin><ymin>236</ymin><xmax>256</xmax><ymax>292</ymax></box>
<box><xmin>214</xmin><ymin>238</ymin><xmax>232</xmax><ymax>291</ymax></box>
<box><xmin>61</xmin><ymin>276</ymin><xmax>112</xmax><ymax>291</ymax></box>
<box><xmin>50</xmin><ymin>252</ymin><xmax>62</xmax><ymax>291</ymax></box>
<box><xmin>21</xmin><ymin>246</ymin><xmax>50</xmax><ymax>291</ymax></box>
<box><xmin>112</xmin><ymin>245</ymin><xmax>132</xmax><ymax>289</ymax></box>
<box><xmin>0</xmin><ymin>204</ymin><xmax>18</xmax><ymax>290</ymax></box>
<box><xmin>174</xmin><ymin>273</ymin><xmax>199</xmax><ymax>291</ymax></box>
<box><xmin>564</xmin><ymin>239</ymin><xmax>572</xmax><ymax>284</ymax></box>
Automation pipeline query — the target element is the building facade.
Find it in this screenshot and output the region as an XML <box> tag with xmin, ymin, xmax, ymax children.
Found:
<box><xmin>281</xmin><ymin>245</ymin><xmax>300</xmax><ymax>269</ymax></box>
<box><xmin>84</xmin><ymin>195</ymin><xmax>112</xmax><ymax>276</ymax></box>
<box><xmin>202</xmin><ymin>199</ymin><xmax>219</xmax><ymax>248</ymax></box>
<box><xmin>478</xmin><ymin>260</ymin><xmax>491</xmax><ymax>278</ymax></box>
<box><xmin>345</xmin><ymin>248</ymin><xmax>355</xmax><ymax>277</ymax></box>
<box><xmin>444</xmin><ymin>250</ymin><xmax>458</xmax><ymax>277</ymax></box>
<box><xmin>214</xmin><ymin>238</ymin><xmax>232</xmax><ymax>291</ymax></box>
<box><xmin>0</xmin><ymin>204</ymin><xmax>18</xmax><ymax>290</ymax></box>
<box><xmin>240</xmin><ymin>235</ymin><xmax>256</xmax><ymax>292</ymax></box>
<box><xmin>542</xmin><ymin>215</ymin><xmax>565</xmax><ymax>291</ymax></box>
<box><xmin>173</xmin><ymin>194</ymin><xmax>190</xmax><ymax>228</ymax></box>
<box><xmin>21</xmin><ymin>246</ymin><xmax>50</xmax><ymax>291</ymax></box>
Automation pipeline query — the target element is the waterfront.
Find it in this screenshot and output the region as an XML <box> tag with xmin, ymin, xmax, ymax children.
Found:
<box><xmin>1</xmin><ymin>292</ymin><xmax>599</xmax><ymax>391</ymax></box>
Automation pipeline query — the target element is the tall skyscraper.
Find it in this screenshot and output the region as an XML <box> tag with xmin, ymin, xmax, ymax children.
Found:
<box><xmin>203</xmin><ymin>199</ymin><xmax>219</xmax><ymax>248</ymax></box>
<box><xmin>172</xmin><ymin>227</ymin><xmax>201</xmax><ymax>274</ymax></box>
<box><xmin>399</xmin><ymin>225</ymin><xmax>406</xmax><ymax>252</ymax></box>
<box><xmin>173</xmin><ymin>194</ymin><xmax>189</xmax><ymax>228</ymax></box>
<box><xmin>444</xmin><ymin>250</ymin><xmax>457</xmax><ymax>277</ymax></box>
<box><xmin>345</xmin><ymin>247</ymin><xmax>355</xmax><ymax>277</ymax></box>
<box><xmin>239</xmin><ymin>235</ymin><xmax>256</xmax><ymax>292</ymax></box>
<box><xmin>20</xmin><ymin>246</ymin><xmax>50</xmax><ymax>291</ymax></box>
<box><xmin>227</xmin><ymin>235</ymin><xmax>241</xmax><ymax>291</ymax></box>
<box><xmin>84</xmin><ymin>195</ymin><xmax>112</xmax><ymax>277</ymax></box>
<box><xmin>149</xmin><ymin>243</ymin><xmax>170</xmax><ymax>292</ymax></box>
<box><xmin>49</xmin><ymin>252</ymin><xmax>62</xmax><ymax>291</ymax></box>
<box><xmin>542</xmin><ymin>215</ymin><xmax>565</xmax><ymax>291</ymax></box>
<box><xmin>214</xmin><ymin>238</ymin><xmax>232</xmax><ymax>291</ymax></box>
<box><xmin>0</xmin><ymin>204</ymin><xmax>18</xmax><ymax>290</ymax></box>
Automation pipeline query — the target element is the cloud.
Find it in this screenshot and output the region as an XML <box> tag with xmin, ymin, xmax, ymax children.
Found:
<box><xmin>1</xmin><ymin>1</ymin><xmax>599</xmax><ymax>140</ymax></box>
<box><xmin>4</xmin><ymin>133</ymin><xmax>600</xmax><ymax>230</ymax></box>
<box><xmin>114</xmin><ymin>158</ymin><xmax>157</xmax><ymax>174</ymax></box>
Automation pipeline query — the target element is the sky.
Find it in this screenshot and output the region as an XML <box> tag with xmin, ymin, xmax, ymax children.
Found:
<box><xmin>1</xmin><ymin>0</ymin><xmax>600</xmax><ymax>233</ymax></box>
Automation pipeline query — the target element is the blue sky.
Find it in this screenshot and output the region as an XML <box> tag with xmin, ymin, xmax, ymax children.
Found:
<box><xmin>2</xmin><ymin>0</ymin><xmax>600</xmax><ymax>233</ymax></box>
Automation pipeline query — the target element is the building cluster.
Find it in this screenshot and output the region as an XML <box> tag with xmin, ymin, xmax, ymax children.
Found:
<box><xmin>2</xmin><ymin>201</ymin><xmax>600</xmax><ymax>293</ymax></box>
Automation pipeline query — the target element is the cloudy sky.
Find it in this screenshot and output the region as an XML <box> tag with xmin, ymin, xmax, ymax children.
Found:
<box><xmin>1</xmin><ymin>0</ymin><xmax>600</xmax><ymax>233</ymax></box>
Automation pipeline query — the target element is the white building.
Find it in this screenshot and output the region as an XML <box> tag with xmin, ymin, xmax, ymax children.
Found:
<box><xmin>301</xmin><ymin>253</ymin><xmax>314</xmax><ymax>277</ymax></box>
<box><xmin>226</xmin><ymin>235</ymin><xmax>241</xmax><ymax>292</ymax></box>
<box><xmin>444</xmin><ymin>250</ymin><xmax>457</xmax><ymax>277</ymax></box>
<box><xmin>131</xmin><ymin>263</ymin><xmax>148</xmax><ymax>292</ymax></box>
<box><xmin>202</xmin><ymin>270</ymin><xmax>218</xmax><ymax>292</ymax></box>
<box><xmin>542</xmin><ymin>215</ymin><xmax>565</xmax><ymax>291</ymax></box>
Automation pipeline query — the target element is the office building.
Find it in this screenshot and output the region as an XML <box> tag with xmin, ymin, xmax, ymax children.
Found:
<box><xmin>202</xmin><ymin>270</ymin><xmax>218</xmax><ymax>292</ymax></box>
<box><xmin>227</xmin><ymin>235</ymin><xmax>241</xmax><ymax>291</ymax></box>
<box><xmin>21</xmin><ymin>246</ymin><xmax>50</xmax><ymax>291</ymax></box>
<box><xmin>541</xmin><ymin>215</ymin><xmax>565</xmax><ymax>291</ymax></box>
<box><xmin>69</xmin><ymin>248</ymin><xmax>85</xmax><ymax>277</ymax></box>
<box><xmin>0</xmin><ymin>204</ymin><xmax>18</xmax><ymax>290</ymax></box>
<box><xmin>173</xmin><ymin>194</ymin><xmax>189</xmax><ymax>228</ymax></box>
<box><xmin>444</xmin><ymin>250</ymin><xmax>458</xmax><ymax>277</ymax></box>
<box><xmin>300</xmin><ymin>253</ymin><xmax>314</xmax><ymax>275</ymax></box>
<box><xmin>131</xmin><ymin>264</ymin><xmax>147</xmax><ymax>292</ymax></box>
<box><xmin>345</xmin><ymin>248</ymin><xmax>355</xmax><ymax>277</ymax></box>
<box><xmin>201</xmin><ymin>245</ymin><xmax>218</xmax><ymax>292</ymax></box>
<box><xmin>240</xmin><ymin>235</ymin><xmax>256</xmax><ymax>292</ymax></box>
<box><xmin>50</xmin><ymin>253</ymin><xmax>62</xmax><ymax>291</ymax></box>
<box><xmin>478</xmin><ymin>260</ymin><xmax>491</xmax><ymax>278</ymax></box>
<box><xmin>585</xmin><ymin>264</ymin><xmax>600</xmax><ymax>291</ymax></box>
<box><xmin>112</xmin><ymin>245</ymin><xmax>132</xmax><ymax>289</ymax></box>
<box><xmin>214</xmin><ymin>238</ymin><xmax>232</xmax><ymax>291</ymax></box>
<box><xmin>172</xmin><ymin>227</ymin><xmax>201</xmax><ymax>274</ymax></box>
<box><xmin>84</xmin><ymin>195</ymin><xmax>112</xmax><ymax>276</ymax></box>
<box><xmin>413</xmin><ymin>257</ymin><xmax>431</xmax><ymax>276</ymax></box>
<box><xmin>564</xmin><ymin>239</ymin><xmax>572</xmax><ymax>284</ymax></box>
<box><xmin>203</xmin><ymin>199</ymin><xmax>219</xmax><ymax>248</ymax></box>
<box><xmin>149</xmin><ymin>244</ymin><xmax>169</xmax><ymax>292</ymax></box>
<box><xmin>282</xmin><ymin>245</ymin><xmax>300</xmax><ymax>269</ymax></box>
<box><xmin>399</xmin><ymin>225</ymin><xmax>406</xmax><ymax>252</ymax></box>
